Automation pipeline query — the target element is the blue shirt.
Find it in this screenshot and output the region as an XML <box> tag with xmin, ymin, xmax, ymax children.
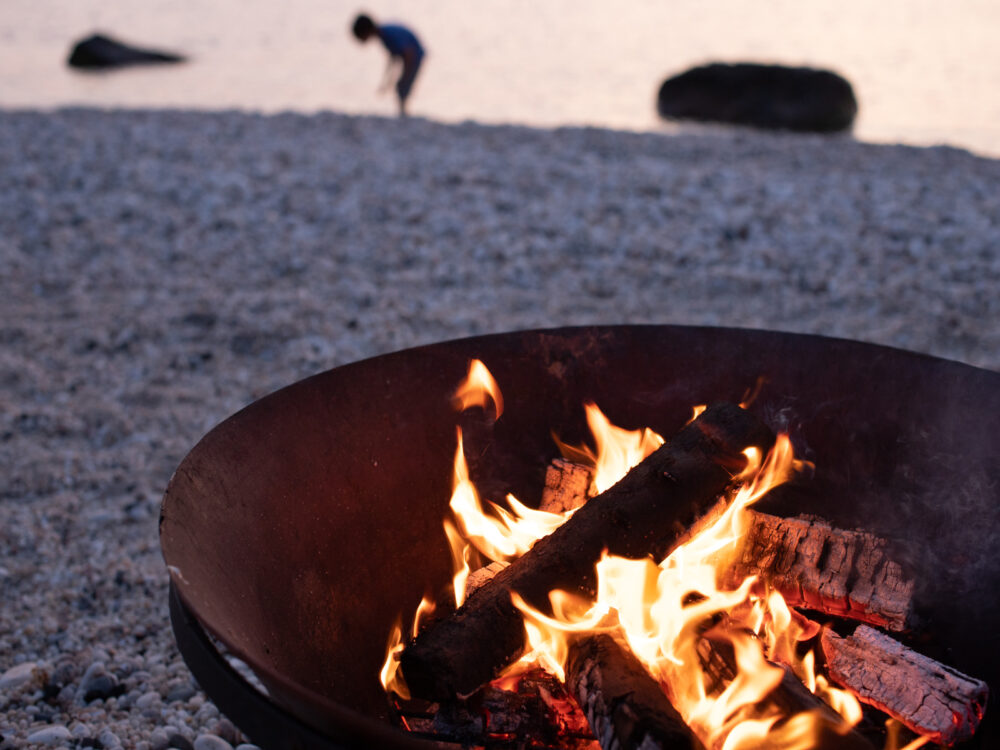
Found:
<box><xmin>377</xmin><ymin>24</ymin><xmax>423</xmax><ymax>59</ymax></box>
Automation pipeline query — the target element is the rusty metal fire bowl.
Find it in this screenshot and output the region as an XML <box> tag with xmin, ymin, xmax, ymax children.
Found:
<box><xmin>159</xmin><ymin>325</ymin><xmax>1000</xmax><ymax>749</ymax></box>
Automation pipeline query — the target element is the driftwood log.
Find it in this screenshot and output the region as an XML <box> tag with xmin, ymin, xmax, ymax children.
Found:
<box><xmin>567</xmin><ymin>633</ymin><xmax>699</xmax><ymax>750</ymax></box>
<box><xmin>400</xmin><ymin>403</ymin><xmax>775</xmax><ymax>700</ymax></box>
<box><xmin>729</xmin><ymin>514</ymin><xmax>913</xmax><ymax>631</ymax></box>
<box><xmin>821</xmin><ymin>625</ymin><xmax>988</xmax><ymax>745</ymax></box>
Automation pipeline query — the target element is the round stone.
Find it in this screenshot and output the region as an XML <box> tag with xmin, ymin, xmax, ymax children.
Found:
<box><xmin>83</xmin><ymin>673</ymin><xmax>121</xmax><ymax>703</ymax></box>
<box><xmin>0</xmin><ymin>662</ymin><xmax>38</xmax><ymax>690</ymax></box>
<box><xmin>136</xmin><ymin>690</ymin><xmax>161</xmax><ymax>709</ymax></box>
<box><xmin>149</xmin><ymin>727</ymin><xmax>170</xmax><ymax>750</ymax></box>
<box><xmin>165</xmin><ymin>683</ymin><xmax>196</xmax><ymax>703</ymax></box>
<box><xmin>167</xmin><ymin>732</ymin><xmax>195</xmax><ymax>750</ymax></box>
<box><xmin>25</xmin><ymin>725</ymin><xmax>72</xmax><ymax>745</ymax></box>
<box><xmin>193</xmin><ymin>735</ymin><xmax>233</xmax><ymax>750</ymax></box>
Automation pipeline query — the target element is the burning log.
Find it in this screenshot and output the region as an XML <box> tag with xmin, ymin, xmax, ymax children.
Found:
<box><xmin>540</xmin><ymin>458</ymin><xmax>593</xmax><ymax>514</ymax></box>
<box><xmin>465</xmin><ymin>562</ymin><xmax>693</xmax><ymax>748</ymax></box>
<box><xmin>400</xmin><ymin>403</ymin><xmax>775</xmax><ymax>700</ymax></box>
<box><xmin>567</xmin><ymin>633</ymin><xmax>699</xmax><ymax>750</ymax></box>
<box><xmin>467</xmin><ymin>565</ymin><xmax>698</xmax><ymax>749</ymax></box>
<box><xmin>821</xmin><ymin>625</ymin><xmax>988</xmax><ymax>746</ymax></box>
<box><xmin>422</xmin><ymin>669</ymin><xmax>596</xmax><ymax>748</ymax></box>
<box><xmin>729</xmin><ymin>514</ymin><xmax>913</xmax><ymax>631</ymax></box>
<box><xmin>465</xmin><ymin>560</ymin><xmax>508</xmax><ymax>594</ymax></box>
<box><xmin>696</xmin><ymin>633</ymin><xmax>874</xmax><ymax>750</ymax></box>
<box><xmin>537</xmin><ymin>457</ymin><xmax>915</xmax><ymax>633</ymax></box>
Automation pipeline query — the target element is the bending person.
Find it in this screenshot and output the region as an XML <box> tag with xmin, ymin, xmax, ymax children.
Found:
<box><xmin>352</xmin><ymin>13</ymin><xmax>425</xmax><ymax>117</ymax></box>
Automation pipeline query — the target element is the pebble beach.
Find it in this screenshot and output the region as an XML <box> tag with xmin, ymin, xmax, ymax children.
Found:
<box><xmin>1</xmin><ymin>107</ymin><xmax>998</xmax><ymax>749</ymax></box>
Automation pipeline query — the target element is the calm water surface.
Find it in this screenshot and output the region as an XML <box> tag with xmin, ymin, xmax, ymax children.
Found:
<box><xmin>3</xmin><ymin>1</ymin><xmax>1000</xmax><ymax>156</ymax></box>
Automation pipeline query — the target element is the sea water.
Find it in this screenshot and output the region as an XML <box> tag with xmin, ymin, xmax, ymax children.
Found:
<box><xmin>3</xmin><ymin>0</ymin><xmax>999</xmax><ymax>156</ymax></box>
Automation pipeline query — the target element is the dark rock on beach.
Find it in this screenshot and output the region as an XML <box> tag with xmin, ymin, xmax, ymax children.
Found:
<box><xmin>657</xmin><ymin>62</ymin><xmax>858</xmax><ymax>132</ymax></box>
<box><xmin>68</xmin><ymin>33</ymin><xmax>185</xmax><ymax>70</ymax></box>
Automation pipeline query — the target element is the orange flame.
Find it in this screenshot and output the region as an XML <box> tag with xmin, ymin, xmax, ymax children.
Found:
<box><xmin>556</xmin><ymin>402</ymin><xmax>665</xmax><ymax>495</ymax></box>
<box><xmin>379</xmin><ymin>617</ymin><xmax>409</xmax><ymax>698</ymax></box>
<box><xmin>512</xmin><ymin>434</ymin><xmax>864</xmax><ymax>750</ymax></box>
<box><xmin>384</xmin><ymin>362</ymin><xmax>863</xmax><ymax>749</ymax></box>
<box><xmin>452</xmin><ymin>358</ymin><xmax>503</xmax><ymax>418</ymax></box>
<box><xmin>443</xmin><ymin>518</ymin><xmax>471</xmax><ymax>607</ymax></box>
<box><xmin>884</xmin><ymin>719</ymin><xmax>931</xmax><ymax>750</ymax></box>
<box><xmin>380</xmin><ymin>595</ymin><xmax>437</xmax><ymax>697</ymax></box>
<box><xmin>448</xmin><ymin>428</ymin><xmax>571</xmax><ymax>570</ymax></box>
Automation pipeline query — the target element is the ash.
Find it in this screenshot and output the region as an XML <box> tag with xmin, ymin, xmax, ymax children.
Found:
<box><xmin>1</xmin><ymin>108</ymin><xmax>998</xmax><ymax>748</ymax></box>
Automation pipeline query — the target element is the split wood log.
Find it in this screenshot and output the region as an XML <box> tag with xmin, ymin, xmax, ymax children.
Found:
<box><xmin>541</xmin><ymin>458</ymin><xmax>594</xmax><ymax>513</ymax></box>
<box><xmin>821</xmin><ymin>625</ymin><xmax>988</xmax><ymax>746</ymax></box>
<box><xmin>400</xmin><ymin>403</ymin><xmax>775</xmax><ymax>700</ymax></box>
<box><xmin>466</xmin><ymin>563</ymin><xmax>693</xmax><ymax>748</ymax></box>
<box><xmin>467</xmin><ymin>562</ymin><xmax>697</xmax><ymax>749</ymax></box>
<box><xmin>465</xmin><ymin>560</ymin><xmax>508</xmax><ymax>595</ymax></box>
<box><xmin>567</xmin><ymin>633</ymin><xmax>700</xmax><ymax>750</ymax></box>
<box><xmin>538</xmin><ymin>457</ymin><xmax>914</xmax><ymax>632</ymax></box>
<box><xmin>727</xmin><ymin>513</ymin><xmax>913</xmax><ymax>631</ymax></box>
<box><xmin>697</xmin><ymin>634</ymin><xmax>874</xmax><ymax>750</ymax></box>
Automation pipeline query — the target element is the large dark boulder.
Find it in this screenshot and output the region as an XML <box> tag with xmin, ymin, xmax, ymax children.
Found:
<box><xmin>657</xmin><ymin>63</ymin><xmax>857</xmax><ymax>133</ymax></box>
<box><xmin>67</xmin><ymin>33</ymin><xmax>185</xmax><ymax>70</ymax></box>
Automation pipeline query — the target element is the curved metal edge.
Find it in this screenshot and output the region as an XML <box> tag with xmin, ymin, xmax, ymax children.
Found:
<box><xmin>169</xmin><ymin>581</ymin><xmax>352</xmax><ymax>750</ymax></box>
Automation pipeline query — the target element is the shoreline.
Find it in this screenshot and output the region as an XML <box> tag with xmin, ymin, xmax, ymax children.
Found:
<box><xmin>4</xmin><ymin>104</ymin><xmax>999</xmax><ymax>161</ymax></box>
<box><xmin>1</xmin><ymin>107</ymin><xmax>998</xmax><ymax>748</ymax></box>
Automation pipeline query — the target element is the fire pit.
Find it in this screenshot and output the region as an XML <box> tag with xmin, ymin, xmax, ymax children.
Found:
<box><xmin>159</xmin><ymin>325</ymin><xmax>1000</xmax><ymax>748</ymax></box>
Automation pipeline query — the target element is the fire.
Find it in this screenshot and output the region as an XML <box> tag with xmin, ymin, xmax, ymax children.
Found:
<box><xmin>444</xmin><ymin>427</ymin><xmax>572</xmax><ymax>606</ymax></box>
<box><xmin>513</xmin><ymin>434</ymin><xmax>864</xmax><ymax>749</ymax></box>
<box><xmin>451</xmin><ymin>358</ymin><xmax>503</xmax><ymax>417</ymax></box>
<box><xmin>555</xmin><ymin>401</ymin><xmax>665</xmax><ymax>495</ymax></box>
<box><xmin>381</xmin><ymin>359</ymin><xmax>865</xmax><ymax>750</ymax></box>
<box><xmin>380</xmin><ymin>594</ymin><xmax>436</xmax><ymax>697</ymax></box>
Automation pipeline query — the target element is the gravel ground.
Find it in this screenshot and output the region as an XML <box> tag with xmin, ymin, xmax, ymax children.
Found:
<box><xmin>1</xmin><ymin>108</ymin><xmax>998</xmax><ymax>749</ymax></box>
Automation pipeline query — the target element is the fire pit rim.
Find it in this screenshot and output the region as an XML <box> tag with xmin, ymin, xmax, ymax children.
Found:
<box><xmin>160</xmin><ymin>323</ymin><xmax>1000</xmax><ymax>749</ymax></box>
<box><xmin>167</xmin><ymin>581</ymin><xmax>430</xmax><ymax>750</ymax></box>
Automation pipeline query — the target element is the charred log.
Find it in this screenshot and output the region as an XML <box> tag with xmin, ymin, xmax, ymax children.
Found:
<box><xmin>821</xmin><ymin>625</ymin><xmax>988</xmax><ymax>745</ymax></box>
<box><xmin>697</xmin><ymin>634</ymin><xmax>874</xmax><ymax>750</ymax></box>
<box><xmin>728</xmin><ymin>513</ymin><xmax>913</xmax><ymax>631</ymax></box>
<box><xmin>400</xmin><ymin>403</ymin><xmax>775</xmax><ymax>700</ymax></box>
<box><xmin>415</xmin><ymin>669</ymin><xmax>596</xmax><ymax>748</ymax></box>
<box><xmin>567</xmin><ymin>633</ymin><xmax>699</xmax><ymax>750</ymax></box>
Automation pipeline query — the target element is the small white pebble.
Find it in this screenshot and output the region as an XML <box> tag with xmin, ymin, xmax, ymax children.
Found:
<box><xmin>194</xmin><ymin>703</ymin><xmax>218</xmax><ymax>721</ymax></box>
<box><xmin>0</xmin><ymin>662</ymin><xmax>38</xmax><ymax>690</ymax></box>
<box><xmin>136</xmin><ymin>691</ymin><xmax>160</xmax><ymax>709</ymax></box>
<box><xmin>25</xmin><ymin>725</ymin><xmax>72</xmax><ymax>745</ymax></box>
<box><xmin>149</xmin><ymin>727</ymin><xmax>170</xmax><ymax>750</ymax></box>
<box><xmin>193</xmin><ymin>734</ymin><xmax>233</xmax><ymax>750</ymax></box>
